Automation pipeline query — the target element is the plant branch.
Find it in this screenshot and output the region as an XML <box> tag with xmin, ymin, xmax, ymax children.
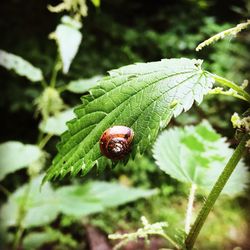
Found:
<box><xmin>207</xmin><ymin>88</ymin><xmax>248</xmax><ymax>102</ymax></box>
<box><xmin>0</xmin><ymin>184</ymin><xmax>11</xmax><ymax>197</ymax></box>
<box><xmin>57</xmin><ymin>84</ymin><xmax>68</xmax><ymax>93</ymax></box>
<box><xmin>13</xmin><ymin>182</ymin><xmax>31</xmax><ymax>250</ymax></box>
<box><xmin>185</xmin><ymin>134</ymin><xmax>249</xmax><ymax>250</ymax></box>
<box><xmin>40</xmin><ymin>79</ymin><xmax>48</xmax><ymax>88</ymax></box>
<box><xmin>159</xmin><ymin>232</ymin><xmax>180</xmax><ymax>249</ymax></box>
<box><xmin>185</xmin><ymin>184</ymin><xmax>196</xmax><ymax>234</ymax></box>
<box><xmin>38</xmin><ymin>133</ymin><xmax>53</xmax><ymax>149</ymax></box>
<box><xmin>50</xmin><ymin>54</ymin><xmax>61</xmax><ymax>88</ymax></box>
<box><xmin>196</xmin><ymin>20</ymin><xmax>250</xmax><ymax>51</ymax></box>
<box><xmin>13</xmin><ymin>132</ymin><xmax>52</xmax><ymax>249</ymax></box>
<box><xmin>206</xmin><ymin>72</ymin><xmax>250</xmax><ymax>103</ymax></box>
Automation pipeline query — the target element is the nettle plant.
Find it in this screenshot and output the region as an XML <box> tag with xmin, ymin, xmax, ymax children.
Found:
<box><xmin>0</xmin><ymin>9</ymin><xmax>249</xmax><ymax>250</ymax></box>
<box><xmin>0</xmin><ymin>8</ymin><xmax>156</xmax><ymax>250</ymax></box>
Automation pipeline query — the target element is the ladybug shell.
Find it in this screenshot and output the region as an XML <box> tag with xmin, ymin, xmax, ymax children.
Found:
<box><xmin>99</xmin><ymin>126</ymin><xmax>134</xmax><ymax>160</ymax></box>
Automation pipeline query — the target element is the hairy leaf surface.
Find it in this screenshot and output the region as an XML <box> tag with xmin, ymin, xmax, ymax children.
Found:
<box><xmin>153</xmin><ymin>121</ymin><xmax>248</xmax><ymax>196</ymax></box>
<box><xmin>44</xmin><ymin>58</ymin><xmax>214</xmax><ymax>182</ymax></box>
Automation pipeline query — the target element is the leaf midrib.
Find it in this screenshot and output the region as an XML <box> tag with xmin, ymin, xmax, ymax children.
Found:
<box><xmin>77</xmin><ymin>70</ymin><xmax>195</xmax><ymax>118</ymax></box>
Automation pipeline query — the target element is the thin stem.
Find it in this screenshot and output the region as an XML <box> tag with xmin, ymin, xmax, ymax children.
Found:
<box><xmin>0</xmin><ymin>184</ymin><xmax>11</xmax><ymax>197</ymax></box>
<box><xmin>13</xmin><ymin>132</ymin><xmax>53</xmax><ymax>249</ymax></box>
<box><xmin>50</xmin><ymin>54</ymin><xmax>61</xmax><ymax>88</ymax></box>
<box><xmin>36</xmin><ymin>131</ymin><xmax>44</xmax><ymax>145</ymax></box>
<box><xmin>57</xmin><ymin>84</ymin><xmax>68</xmax><ymax>93</ymax></box>
<box><xmin>185</xmin><ymin>134</ymin><xmax>249</xmax><ymax>250</ymax></box>
<box><xmin>207</xmin><ymin>90</ymin><xmax>247</xmax><ymax>102</ymax></box>
<box><xmin>185</xmin><ymin>184</ymin><xmax>197</xmax><ymax>234</ymax></box>
<box><xmin>40</xmin><ymin>79</ymin><xmax>48</xmax><ymax>88</ymax></box>
<box><xmin>159</xmin><ymin>233</ymin><xmax>180</xmax><ymax>249</ymax></box>
<box><xmin>196</xmin><ymin>20</ymin><xmax>250</xmax><ymax>51</ymax></box>
<box><xmin>13</xmin><ymin>182</ymin><xmax>31</xmax><ymax>250</ymax></box>
<box><xmin>38</xmin><ymin>133</ymin><xmax>53</xmax><ymax>149</ymax></box>
<box><xmin>207</xmin><ymin>72</ymin><xmax>250</xmax><ymax>103</ymax></box>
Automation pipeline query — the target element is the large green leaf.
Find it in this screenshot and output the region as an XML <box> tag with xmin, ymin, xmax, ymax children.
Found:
<box><xmin>0</xmin><ymin>50</ymin><xmax>43</xmax><ymax>82</ymax></box>
<box><xmin>0</xmin><ymin>176</ymin><xmax>59</xmax><ymax>228</ymax></box>
<box><xmin>53</xmin><ymin>16</ymin><xmax>82</xmax><ymax>74</ymax></box>
<box><xmin>152</xmin><ymin>121</ymin><xmax>248</xmax><ymax>196</ymax></box>
<box><xmin>44</xmin><ymin>58</ymin><xmax>214</xmax><ymax>182</ymax></box>
<box><xmin>56</xmin><ymin>181</ymin><xmax>157</xmax><ymax>217</ymax></box>
<box><xmin>0</xmin><ymin>141</ymin><xmax>43</xmax><ymax>181</ymax></box>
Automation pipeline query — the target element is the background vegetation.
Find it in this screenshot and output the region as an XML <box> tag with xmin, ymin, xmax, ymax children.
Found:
<box><xmin>0</xmin><ymin>0</ymin><xmax>249</xmax><ymax>249</ymax></box>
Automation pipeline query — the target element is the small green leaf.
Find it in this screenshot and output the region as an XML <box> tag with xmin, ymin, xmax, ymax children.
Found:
<box><xmin>0</xmin><ymin>176</ymin><xmax>59</xmax><ymax>228</ymax></box>
<box><xmin>44</xmin><ymin>58</ymin><xmax>214</xmax><ymax>182</ymax></box>
<box><xmin>23</xmin><ymin>231</ymin><xmax>57</xmax><ymax>250</ymax></box>
<box><xmin>52</xmin><ymin>16</ymin><xmax>82</xmax><ymax>74</ymax></box>
<box><xmin>91</xmin><ymin>0</ymin><xmax>101</xmax><ymax>7</ymax></box>
<box><xmin>39</xmin><ymin>109</ymin><xmax>75</xmax><ymax>135</ymax></box>
<box><xmin>0</xmin><ymin>50</ymin><xmax>43</xmax><ymax>82</ymax></box>
<box><xmin>0</xmin><ymin>141</ymin><xmax>43</xmax><ymax>181</ymax></box>
<box><xmin>56</xmin><ymin>181</ymin><xmax>157</xmax><ymax>217</ymax></box>
<box><xmin>153</xmin><ymin>121</ymin><xmax>248</xmax><ymax>196</ymax></box>
<box><xmin>23</xmin><ymin>228</ymin><xmax>77</xmax><ymax>250</ymax></box>
<box><xmin>66</xmin><ymin>75</ymin><xmax>103</xmax><ymax>93</ymax></box>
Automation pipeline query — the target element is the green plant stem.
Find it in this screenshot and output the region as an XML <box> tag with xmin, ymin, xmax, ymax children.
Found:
<box><xmin>13</xmin><ymin>182</ymin><xmax>31</xmax><ymax>250</ymax></box>
<box><xmin>41</xmin><ymin>79</ymin><xmax>48</xmax><ymax>88</ymax></box>
<box><xmin>13</xmin><ymin>133</ymin><xmax>52</xmax><ymax>249</ymax></box>
<box><xmin>50</xmin><ymin>54</ymin><xmax>61</xmax><ymax>88</ymax></box>
<box><xmin>57</xmin><ymin>84</ymin><xmax>68</xmax><ymax>93</ymax></box>
<box><xmin>207</xmin><ymin>72</ymin><xmax>250</xmax><ymax>103</ymax></box>
<box><xmin>185</xmin><ymin>134</ymin><xmax>249</xmax><ymax>250</ymax></box>
<box><xmin>185</xmin><ymin>184</ymin><xmax>196</xmax><ymax>234</ymax></box>
<box><xmin>38</xmin><ymin>133</ymin><xmax>53</xmax><ymax>149</ymax></box>
<box><xmin>207</xmin><ymin>90</ymin><xmax>247</xmax><ymax>102</ymax></box>
<box><xmin>160</xmin><ymin>233</ymin><xmax>180</xmax><ymax>249</ymax></box>
<box><xmin>0</xmin><ymin>184</ymin><xmax>11</xmax><ymax>197</ymax></box>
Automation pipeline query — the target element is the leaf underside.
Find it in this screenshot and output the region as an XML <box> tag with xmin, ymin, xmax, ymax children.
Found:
<box><xmin>54</xmin><ymin>16</ymin><xmax>82</xmax><ymax>74</ymax></box>
<box><xmin>0</xmin><ymin>141</ymin><xmax>43</xmax><ymax>181</ymax></box>
<box><xmin>0</xmin><ymin>50</ymin><xmax>43</xmax><ymax>82</ymax></box>
<box><xmin>44</xmin><ymin>58</ymin><xmax>214</xmax><ymax>182</ymax></box>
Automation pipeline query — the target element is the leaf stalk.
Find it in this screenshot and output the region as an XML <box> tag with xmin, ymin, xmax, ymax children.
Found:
<box><xmin>185</xmin><ymin>184</ymin><xmax>196</xmax><ymax>234</ymax></box>
<box><xmin>207</xmin><ymin>72</ymin><xmax>250</xmax><ymax>103</ymax></box>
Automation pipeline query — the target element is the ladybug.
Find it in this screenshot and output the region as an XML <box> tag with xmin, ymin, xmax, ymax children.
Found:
<box><xmin>99</xmin><ymin>125</ymin><xmax>134</xmax><ymax>160</ymax></box>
